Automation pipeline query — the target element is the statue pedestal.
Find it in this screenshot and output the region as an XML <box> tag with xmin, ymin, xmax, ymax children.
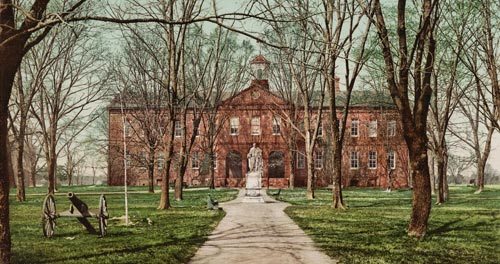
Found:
<box><xmin>243</xmin><ymin>171</ymin><xmax>264</xmax><ymax>203</ymax></box>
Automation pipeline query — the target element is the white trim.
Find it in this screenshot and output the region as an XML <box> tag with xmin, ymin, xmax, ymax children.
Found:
<box><xmin>351</xmin><ymin>119</ymin><xmax>359</xmax><ymax>137</ymax></box>
<box><xmin>368</xmin><ymin>151</ymin><xmax>377</xmax><ymax>169</ymax></box>
<box><xmin>251</xmin><ymin>116</ymin><xmax>261</xmax><ymax>135</ymax></box>
<box><xmin>350</xmin><ymin>151</ymin><xmax>359</xmax><ymax>169</ymax></box>
<box><xmin>368</xmin><ymin>120</ymin><xmax>378</xmax><ymax>138</ymax></box>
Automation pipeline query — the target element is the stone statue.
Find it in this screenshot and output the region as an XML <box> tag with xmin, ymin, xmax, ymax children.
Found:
<box><xmin>247</xmin><ymin>143</ymin><xmax>262</xmax><ymax>172</ymax></box>
<box><xmin>244</xmin><ymin>143</ymin><xmax>264</xmax><ymax>202</ymax></box>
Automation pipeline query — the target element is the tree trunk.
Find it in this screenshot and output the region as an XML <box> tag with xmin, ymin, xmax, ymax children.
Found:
<box><xmin>148</xmin><ymin>163</ymin><xmax>154</xmax><ymax>193</ymax></box>
<box><xmin>47</xmin><ymin>153</ymin><xmax>56</xmax><ymax>194</ymax></box>
<box><xmin>331</xmin><ymin>145</ymin><xmax>345</xmax><ymax>209</ymax></box>
<box><xmin>158</xmin><ymin>120</ymin><xmax>174</xmax><ymax>210</ymax></box>
<box><xmin>305</xmin><ymin>144</ymin><xmax>315</xmax><ymax>200</ymax></box>
<box><xmin>209</xmin><ymin>150</ymin><xmax>215</xmax><ymax>189</ymax></box>
<box><xmin>476</xmin><ymin>159</ymin><xmax>485</xmax><ymax>193</ymax></box>
<box><xmin>0</xmin><ymin>41</ymin><xmax>21</xmax><ymax>264</ymax></box>
<box><xmin>429</xmin><ymin>155</ymin><xmax>435</xmax><ymax>195</ymax></box>
<box><xmin>148</xmin><ymin>148</ymin><xmax>155</xmax><ymax>193</ymax></box>
<box><xmin>287</xmin><ymin>138</ymin><xmax>295</xmax><ymax>190</ymax></box>
<box><xmin>407</xmin><ymin>138</ymin><xmax>432</xmax><ymax>238</ymax></box>
<box><xmin>0</xmin><ymin>115</ymin><xmax>12</xmax><ymax>264</ymax></box>
<box><xmin>443</xmin><ymin>151</ymin><xmax>449</xmax><ymax>200</ymax></box>
<box><xmin>6</xmin><ymin>141</ymin><xmax>15</xmax><ymax>189</ymax></box>
<box><xmin>175</xmin><ymin>160</ymin><xmax>187</xmax><ymax>200</ymax></box>
<box><xmin>30</xmin><ymin>166</ymin><xmax>36</xmax><ymax>187</ymax></box>
<box><xmin>16</xmin><ymin>120</ymin><xmax>26</xmax><ymax>201</ymax></box>
<box><xmin>436</xmin><ymin>153</ymin><xmax>445</xmax><ymax>204</ymax></box>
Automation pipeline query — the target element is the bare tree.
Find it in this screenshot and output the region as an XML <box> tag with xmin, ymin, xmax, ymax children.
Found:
<box><xmin>478</xmin><ymin>0</ymin><xmax>499</xmax><ymax>130</ymax></box>
<box><xmin>62</xmin><ymin>136</ymin><xmax>86</xmax><ymax>186</ymax></box>
<box><xmin>453</xmin><ymin>74</ymin><xmax>496</xmax><ymax>194</ymax></box>
<box><xmin>113</xmin><ymin>28</ymin><xmax>171</xmax><ymax>193</ymax></box>
<box><xmin>427</xmin><ymin>1</ymin><xmax>471</xmax><ymax>204</ymax></box>
<box><xmin>321</xmin><ymin>0</ymin><xmax>373</xmax><ymax>209</ymax></box>
<box><xmin>259</xmin><ymin>0</ymin><xmax>325</xmax><ymax>200</ymax></box>
<box><xmin>8</xmin><ymin>32</ymin><xmax>59</xmax><ymax>200</ymax></box>
<box><xmin>368</xmin><ymin>0</ymin><xmax>439</xmax><ymax>238</ymax></box>
<box><xmin>30</xmin><ymin>25</ymin><xmax>108</xmax><ymax>194</ymax></box>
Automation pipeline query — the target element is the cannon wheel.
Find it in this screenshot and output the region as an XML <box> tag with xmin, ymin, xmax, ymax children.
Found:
<box><xmin>42</xmin><ymin>194</ymin><xmax>56</xmax><ymax>238</ymax></box>
<box><xmin>98</xmin><ymin>194</ymin><xmax>108</xmax><ymax>237</ymax></box>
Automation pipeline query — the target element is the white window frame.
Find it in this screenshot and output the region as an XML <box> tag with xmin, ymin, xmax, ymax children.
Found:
<box><xmin>157</xmin><ymin>153</ymin><xmax>165</xmax><ymax>170</ymax></box>
<box><xmin>368</xmin><ymin>120</ymin><xmax>378</xmax><ymax>137</ymax></box>
<box><xmin>212</xmin><ymin>153</ymin><xmax>217</xmax><ymax>169</ymax></box>
<box><xmin>230</xmin><ymin>117</ymin><xmax>239</xmax><ymax>135</ymax></box>
<box><xmin>124</xmin><ymin>120</ymin><xmax>132</xmax><ymax>137</ymax></box>
<box><xmin>191</xmin><ymin>152</ymin><xmax>200</xmax><ymax>169</ymax></box>
<box><xmin>125</xmin><ymin>153</ymin><xmax>132</xmax><ymax>167</ymax></box>
<box><xmin>251</xmin><ymin>116</ymin><xmax>261</xmax><ymax>135</ymax></box>
<box><xmin>314</xmin><ymin>151</ymin><xmax>323</xmax><ymax>169</ymax></box>
<box><xmin>317</xmin><ymin>122</ymin><xmax>323</xmax><ymax>137</ymax></box>
<box><xmin>272</xmin><ymin>116</ymin><xmax>281</xmax><ymax>135</ymax></box>
<box><xmin>174</xmin><ymin>121</ymin><xmax>183</xmax><ymax>137</ymax></box>
<box><xmin>350</xmin><ymin>151</ymin><xmax>359</xmax><ymax>169</ymax></box>
<box><xmin>388</xmin><ymin>121</ymin><xmax>397</xmax><ymax>137</ymax></box>
<box><xmin>368</xmin><ymin>151</ymin><xmax>377</xmax><ymax>169</ymax></box>
<box><xmin>388</xmin><ymin>151</ymin><xmax>396</xmax><ymax>169</ymax></box>
<box><xmin>296</xmin><ymin>152</ymin><xmax>305</xmax><ymax>169</ymax></box>
<box><xmin>351</xmin><ymin>119</ymin><xmax>359</xmax><ymax>137</ymax></box>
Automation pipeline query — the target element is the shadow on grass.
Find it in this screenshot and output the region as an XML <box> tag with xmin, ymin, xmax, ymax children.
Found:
<box><xmin>14</xmin><ymin>230</ymin><xmax>208</xmax><ymax>264</ymax></box>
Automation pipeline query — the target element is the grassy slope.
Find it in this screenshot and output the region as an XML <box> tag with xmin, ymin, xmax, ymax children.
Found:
<box><xmin>10</xmin><ymin>187</ymin><xmax>238</xmax><ymax>264</ymax></box>
<box><xmin>272</xmin><ymin>186</ymin><xmax>500</xmax><ymax>264</ymax></box>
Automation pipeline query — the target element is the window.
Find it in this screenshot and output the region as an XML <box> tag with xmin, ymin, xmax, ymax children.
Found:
<box><xmin>350</xmin><ymin>151</ymin><xmax>359</xmax><ymax>169</ymax></box>
<box><xmin>139</xmin><ymin>152</ymin><xmax>147</xmax><ymax>168</ymax></box>
<box><xmin>212</xmin><ymin>153</ymin><xmax>217</xmax><ymax>169</ymax></box>
<box><xmin>191</xmin><ymin>152</ymin><xmax>200</xmax><ymax>169</ymax></box>
<box><xmin>296</xmin><ymin>152</ymin><xmax>305</xmax><ymax>169</ymax></box>
<box><xmin>387</xmin><ymin>121</ymin><xmax>396</xmax><ymax>137</ymax></box>
<box><xmin>368</xmin><ymin>121</ymin><xmax>377</xmax><ymax>137</ymax></box>
<box><xmin>174</xmin><ymin>121</ymin><xmax>182</xmax><ymax>137</ymax></box>
<box><xmin>251</xmin><ymin>116</ymin><xmax>261</xmax><ymax>135</ymax></box>
<box><xmin>387</xmin><ymin>151</ymin><xmax>396</xmax><ymax>169</ymax></box>
<box><xmin>314</xmin><ymin>151</ymin><xmax>323</xmax><ymax>169</ymax></box>
<box><xmin>124</xmin><ymin>120</ymin><xmax>132</xmax><ymax>137</ymax></box>
<box><xmin>157</xmin><ymin>153</ymin><xmax>165</xmax><ymax>170</ymax></box>
<box><xmin>317</xmin><ymin>122</ymin><xmax>323</xmax><ymax>137</ymax></box>
<box><xmin>351</xmin><ymin>119</ymin><xmax>359</xmax><ymax>137</ymax></box>
<box><xmin>230</xmin><ymin>117</ymin><xmax>239</xmax><ymax>135</ymax></box>
<box><xmin>368</xmin><ymin>151</ymin><xmax>377</xmax><ymax>169</ymax></box>
<box><xmin>125</xmin><ymin>153</ymin><xmax>131</xmax><ymax>167</ymax></box>
<box><xmin>272</xmin><ymin>116</ymin><xmax>281</xmax><ymax>135</ymax></box>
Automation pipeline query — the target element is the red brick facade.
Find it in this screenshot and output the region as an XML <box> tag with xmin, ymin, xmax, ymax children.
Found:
<box><xmin>108</xmin><ymin>59</ymin><xmax>409</xmax><ymax>189</ymax></box>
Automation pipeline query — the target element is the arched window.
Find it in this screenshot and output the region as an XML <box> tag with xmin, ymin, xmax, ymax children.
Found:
<box><xmin>226</xmin><ymin>151</ymin><xmax>242</xmax><ymax>178</ymax></box>
<box><xmin>268</xmin><ymin>151</ymin><xmax>284</xmax><ymax>178</ymax></box>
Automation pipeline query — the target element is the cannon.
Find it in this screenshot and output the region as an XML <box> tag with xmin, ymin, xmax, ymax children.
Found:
<box><xmin>42</xmin><ymin>192</ymin><xmax>109</xmax><ymax>238</ymax></box>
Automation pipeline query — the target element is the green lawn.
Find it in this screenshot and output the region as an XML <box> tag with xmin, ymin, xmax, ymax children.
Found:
<box><xmin>9</xmin><ymin>186</ymin><xmax>238</xmax><ymax>264</ymax></box>
<box><xmin>270</xmin><ymin>185</ymin><xmax>500</xmax><ymax>264</ymax></box>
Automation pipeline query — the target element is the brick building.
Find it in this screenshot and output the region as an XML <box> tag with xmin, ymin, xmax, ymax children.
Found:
<box><xmin>108</xmin><ymin>55</ymin><xmax>409</xmax><ymax>188</ymax></box>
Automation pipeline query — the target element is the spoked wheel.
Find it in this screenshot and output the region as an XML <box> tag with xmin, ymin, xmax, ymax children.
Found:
<box><xmin>42</xmin><ymin>194</ymin><xmax>57</xmax><ymax>238</ymax></box>
<box><xmin>98</xmin><ymin>194</ymin><xmax>108</xmax><ymax>237</ymax></box>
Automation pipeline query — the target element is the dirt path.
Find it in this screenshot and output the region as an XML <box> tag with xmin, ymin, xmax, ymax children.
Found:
<box><xmin>189</xmin><ymin>189</ymin><xmax>336</xmax><ymax>264</ymax></box>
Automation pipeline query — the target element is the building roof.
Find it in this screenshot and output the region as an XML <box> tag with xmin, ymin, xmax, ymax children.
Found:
<box><xmin>108</xmin><ymin>82</ymin><xmax>395</xmax><ymax>111</ymax></box>
<box><xmin>250</xmin><ymin>54</ymin><xmax>271</xmax><ymax>65</ymax></box>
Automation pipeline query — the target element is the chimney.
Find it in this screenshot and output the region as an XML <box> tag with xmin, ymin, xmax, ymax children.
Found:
<box><xmin>335</xmin><ymin>77</ymin><xmax>341</xmax><ymax>93</ymax></box>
